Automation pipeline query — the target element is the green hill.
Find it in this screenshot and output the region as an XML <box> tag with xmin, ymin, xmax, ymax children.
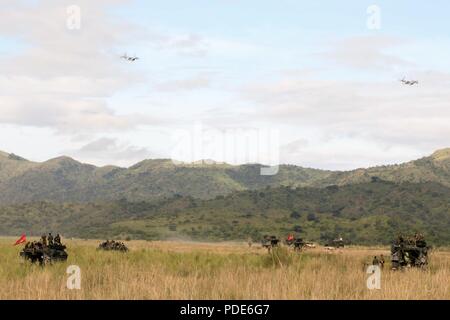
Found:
<box><xmin>0</xmin><ymin>148</ymin><xmax>449</xmax><ymax>204</ymax></box>
<box><xmin>0</xmin><ymin>153</ymin><xmax>331</xmax><ymax>204</ymax></box>
<box><xmin>1</xmin><ymin>180</ymin><xmax>449</xmax><ymax>245</ymax></box>
<box><xmin>320</xmin><ymin>149</ymin><xmax>450</xmax><ymax>187</ymax></box>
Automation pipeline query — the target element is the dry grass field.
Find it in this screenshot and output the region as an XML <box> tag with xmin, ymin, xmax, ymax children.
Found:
<box><xmin>0</xmin><ymin>238</ymin><xmax>449</xmax><ymax>300</ymax></box>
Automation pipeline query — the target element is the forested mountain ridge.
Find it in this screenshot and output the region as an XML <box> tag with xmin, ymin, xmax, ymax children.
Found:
<box><xmin>0</xmin><ymin>148</ymin><xmax>449</xmax><ymax>204</ymax></box>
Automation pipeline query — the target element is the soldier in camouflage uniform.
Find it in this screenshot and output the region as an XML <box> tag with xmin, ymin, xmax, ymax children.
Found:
<box><xmin>372</xmin><ymin>256</ymin><xmax>379</xmax><ymax>266</ymax></box>
<box><xmin>41</xmin><ymin>235</ymin><xmax>47</xmax><ymax>247</ymax></box>
<box><xmin>379</xmin><ymin>254</ymin><xmax>385</xmax><ymax>269</ymax></box>
<box><xmin>48</xmin><ymin>233</ymin><xmax>54</xmax><ymax>246</ymax></box>
<box><xmin>54</xmin><ymin>234</ymin><xmax>61</xmax><ymax>245</ymax></box>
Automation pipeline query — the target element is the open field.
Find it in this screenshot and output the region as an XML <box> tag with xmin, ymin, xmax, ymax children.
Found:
<box><xmin>0</xmin><ymin>238</ymin><xmax>449</xmax><ymax>300</ymax></box>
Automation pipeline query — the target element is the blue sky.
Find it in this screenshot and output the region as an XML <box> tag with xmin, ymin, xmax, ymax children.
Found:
<box><xmin>113</xmin><ymin>1</ymin><xmax>449</xmax><ymax>35</ymax></box>
<box><xmin>0</xmin><ymin>0</ymin><xmax>449</xmax><ymax>169</ymax></box>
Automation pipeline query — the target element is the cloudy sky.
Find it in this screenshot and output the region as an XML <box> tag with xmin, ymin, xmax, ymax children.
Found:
<box><xmin>0</xmin><ymin>0</ymin><xmax>449</xmax><ymax>169</ymax></box>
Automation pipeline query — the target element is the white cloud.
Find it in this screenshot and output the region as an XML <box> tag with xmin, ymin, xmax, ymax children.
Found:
<box><xmin>323</xmin><ymin>35</ymin><xmax>414</xmax><ymax>71</ymax></box>
<box><xmin>154</xmin><ymin>74</ymin><xmax>211</xmax><ymax>92</ymax></box>
<box><xmin>67</xmin><ymin>137</ymin><xmax>154</xmax><ymax>167</ymax></box>
<box><xmin>0</xmin><ymin>5</ymin><xmax>448</xmax><ymax>171</ymax></box>
<box><xmin>0</xmin><ymin>0</ymin><xmax>147</xmax><ymax>133</ymax></box>
<box><xmin>239</xmin><ymin>69</ymin><xmax>450</xmax><ymax>169</ymax></box>
<box><xmin>0</xmin><ymin>95</ymin><xmax>161</xmax><ymax>133</ymax></box>
<box><xmin>157</xmin><ymin>33</ymin><xmax>209</xmax><ymax>57</ymax></box>
<box><xmin>0</xmin><ymin>0</ymin><xmax>199</xmax><ymax>134</ymax></box>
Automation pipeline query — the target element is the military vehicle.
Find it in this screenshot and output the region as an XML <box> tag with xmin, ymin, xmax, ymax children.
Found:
<box><xmin>261</xmin><ymin>235</ymin><xmax>280</xmax><ymax>252</ymax></box>
<box><xmin>325</xmin><ymin>237</ymin><xmax>345</xmax><ymax>248</ymax></box>
<box><xmin>391</xmin><ymin>233</ymin><xmax>429</xmax><ymax>270</ymax></box>
<box><xmin>285</xmin><ymin>235</ymin><xmax>306</xmax><ymax>251</ymax></box>
<box><xmin>98</xmin><ymin>240</ymin><xmax>129</xmax><ymax>252</ymax></box>
<box><xmin>20</xmin><ymin>241</ymin><xmax>68</xmax><ymax>265</ymax></box>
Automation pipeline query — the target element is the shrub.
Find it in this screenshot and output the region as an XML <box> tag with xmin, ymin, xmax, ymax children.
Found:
<box><xmin>290</xmin><ymin>211</ymin><xmax>301</xmax><ymax>219</ymax></box>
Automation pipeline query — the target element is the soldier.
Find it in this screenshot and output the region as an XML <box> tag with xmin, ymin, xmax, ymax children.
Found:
<box><xmin>48</xmin><ymin>233</ymin><xmax>54</xmax><ymax>246</ymax></box>
<box><xmin>30</xmin><ymin>241</ymin><xmax>36</xmax><ymax>250</ymax></box>
<box><xmin>404</xmin><ymin>251</ymin><xmax>411</xmax><ymax>267</ymax></box>
<box><xmin>41</xmin><ymin>234</ymin><xmax>47</xmax><ymax>246</ymax></box>
<box><xmin>379</xmin><ymin>254</ymin><xmax>385</xmax><ymax>269</ymax></box>
<box><xmin>54</xmin><ymin>234</ymin><xmax>61</xmax><ymax>245</ymax></box>
<box><xmin>247</xmin><ymin>237</ymin><xmax>252</xmax><ymax>248</ymax></box>
<box><xmin>372</xmin><ymin>256</ymin><xmax>379</xmax><ymax>266</ymax></box>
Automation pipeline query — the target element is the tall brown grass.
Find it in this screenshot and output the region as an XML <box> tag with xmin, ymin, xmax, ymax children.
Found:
<box><xmin>0</xmin><ymin>238</ymin><xmax>449</xmax><ymax>300</ymax></box>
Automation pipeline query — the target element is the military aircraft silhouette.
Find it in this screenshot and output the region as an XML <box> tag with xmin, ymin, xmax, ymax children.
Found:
<box><xmin>400</xmin><ymin>77</ymin><xmax>418</xmax><ymax>86</ymax></box>
<box><xmin>121</xmin><ymin>53</ymin><xmax>139</xmax><ymax>62</ymax></box>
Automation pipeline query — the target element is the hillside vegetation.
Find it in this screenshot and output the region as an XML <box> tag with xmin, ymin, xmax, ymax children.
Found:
<box><xmin>0</xmin><ymin>148</ymin><xmax>449</xmax><ymax>204</ymax></box>
<box><xmin>1</xmin><ymin>180</ymin><xmax>449</xmax><ymax>245</ymax></box>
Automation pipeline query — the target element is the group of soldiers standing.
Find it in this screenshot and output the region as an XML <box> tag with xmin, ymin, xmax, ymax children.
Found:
<box><xmin>40</xmin><ymin>233</ymin><xmax>62</xmax><ymax>246</ymax></box>
<box><xmin>98</xmin><ymin>240</ymin><xmax>128</xmax><ymax>251</ymax></box>
<box><xmin>20</xmin><ymin>232</ymin><xmax>68</xmax><ymax>265</ymax></box>
<box><xmin>396</xmin><ymin>233</ymin><xmax>426</xmax><ymax>246</ymax></box>
<box><xmin>391</xmin><ymin>233</ymin><xmax>429</xmax><ymax>269</ymax></box>
<box><xmin>372</xmin><ymin>255</ymin><xmax>386</xmax><ymax>269</ymax></box>
<box><xmin>24</xmin><ymin>233</ymin><xmax>63</xmax><ymax>251</ymax></box>
<box><xmin>364</xmin><ymin>233</ymin><xmax>429</xmax><ymax>271</ymax></box>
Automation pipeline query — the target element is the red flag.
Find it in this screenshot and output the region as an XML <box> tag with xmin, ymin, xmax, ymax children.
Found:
<box><xmin>14</xmin><ymin>234</ymin><xmax>27</xmax><ymax>246</ymax></box>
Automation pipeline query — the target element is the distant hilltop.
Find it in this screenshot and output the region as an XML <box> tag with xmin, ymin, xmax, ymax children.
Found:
<box><xmin>0</xmin><ymin>148</ymin><xmax>449</xmax><ymax>204</ymax></box>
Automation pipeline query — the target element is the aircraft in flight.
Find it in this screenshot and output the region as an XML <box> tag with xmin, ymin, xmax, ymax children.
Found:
<box><xmin>121</xmin><ymin>53</ymin><xmax>139</xmax><ymax>62</ymax></box>
<box><xmin>400</xmin><ymin>77</ymin><xmax>418</xmax><ymax>86</ymax></box>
